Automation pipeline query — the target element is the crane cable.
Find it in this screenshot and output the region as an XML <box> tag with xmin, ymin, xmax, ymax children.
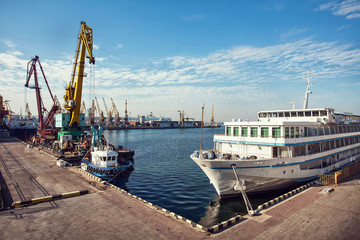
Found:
<box><xmin>89</xmin><ymin>64</ymin><xmax>96</xmax><ymax>114</ymax></box>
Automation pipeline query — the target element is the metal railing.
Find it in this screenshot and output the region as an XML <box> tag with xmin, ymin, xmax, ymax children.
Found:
<box><xmin>318</xmin><ymin>161</ymin><xmax>360</xmax><ymax>185</ymax></box>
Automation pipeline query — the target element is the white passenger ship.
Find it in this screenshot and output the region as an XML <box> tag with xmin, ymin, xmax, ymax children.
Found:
<box><xmin>191</xmin><ymin>75</ymin><xmax>360</xmax><ymax>198</ymax></box>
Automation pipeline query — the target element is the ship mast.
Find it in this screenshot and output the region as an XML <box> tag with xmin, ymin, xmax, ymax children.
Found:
<box><xmin>303</xmin><ymin>72</ymin><xmax>315</xmax><ymax>109</ymax></box>
<box><xmin>200</xmin><ymin>104</ymin><xmax>205</xmax><ymax>155</ymax></box>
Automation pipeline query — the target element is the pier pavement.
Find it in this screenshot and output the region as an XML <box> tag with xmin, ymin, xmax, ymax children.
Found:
<box><xmin>0</xmin><ymin>137</ymin><xmax>359</xmax><ymax>239</ymax></box>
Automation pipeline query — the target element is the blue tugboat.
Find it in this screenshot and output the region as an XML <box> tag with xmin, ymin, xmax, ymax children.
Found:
<box><xmin>81</xmin><ymin>126</ymin><xmax>134</xmax><ymax>187</ymax></box>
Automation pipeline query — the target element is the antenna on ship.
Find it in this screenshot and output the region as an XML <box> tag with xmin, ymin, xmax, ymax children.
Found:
<box><xmin>303</xmin><ymin>72</ymin><xmax>315</xmax><ymax>109</ymax></box>
<box><xmin>200</xmin><ymin>104</ymin><xmax>205</xmax><ymax>155</ymax></box>
<box><xmin>290</xmin><ymin>101</ymin><xmax>295</xmax><ymax>110</ymax></box>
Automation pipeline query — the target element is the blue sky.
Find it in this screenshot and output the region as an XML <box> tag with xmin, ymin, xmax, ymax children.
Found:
<box><xmin>0</xmin><ymin>0</ymin><xmax>359</xmax><ymax>122</ymax></box>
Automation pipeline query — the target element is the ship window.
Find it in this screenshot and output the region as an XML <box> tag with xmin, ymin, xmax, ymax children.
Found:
<box><xmin>291</xmin><ymin>112</ymin><xmax>297</xmax><ymax>117</ymax></box>
<box><xmin>320</xmin><ymin>111</ymin><xmax>327</xmax><ymax>116</ymax></box>
<box><xmin>312</xmin><ymin>111</ymin><xmax>319</xmax><ymax>116</ymax></box>
<box><xmin>108</xmin><ymin>156</ymin><xmax>112</xmax><ymax>161</ymax></box>
<box><xmin>308</xmin><ymin>159</ymin><xmax>321</xmax><ymax>169</ymax></box>
<box><xmin>273</xmin><ymin>113</ymin><xmax>278</xmax><ymax>117</ymax></box>
<box><xmin>284</xmin><ymin>112</ymin><xmax>290</xmax><ymax>117</ymax></box>
<box><xmin>278</xmin><ymin>112</ymin><xmax>284</xmax><ymax>117</ymax></box>
<box><xmin>251</xmin><ymin>127</ymin><xmax>258</xmax><ymax>137</ymax></box>
<box><xmin>298</xmin><ymin>112</ymin><xmax>304</xmax><ymax>117</ymax></box>
<box><xmin>272</xmin><ymin>127</ymin><xmax>281</xmax><ymax>138</ymax></box>
<box><xmin>241</xmin><ymin>127</ymin><xmax>248</xmax><ymax>137</ymax></box>
<box><xmin>112</xmin><ymin>156</ymin><xmax>116</xmax><ymax>160</ymax></box>
<box><xmin>295</xmin><ymin>127</ymin><xmax>299</xmax><ymax>138</ymax></box>
<box><xmin>290</xmin><ymin>127</ymin><xmax>295</xmax><ymax>138</ymax></box>
<box><xmin>268</xmin><ymin>113</ymin><xmax>272</xmax><ymax>117</ymax></box>
<box><xmin>226</xmin><ymin>127</ymin><xmax>231</xmax><ymax>136</ymax></box>
<box><xmin>285</xmin><ymin>127</ymin><xmax>289</xmax><ymax>138</ymax></box>
<box><xmin>233</xmin><ymin>127</ymin><xmax>239</xmax><ymax>136</ymax></box>
<box><xmin>261</xmin><ymin>127</ymin><xmax>269</xmax><ymax>137</ymax></box>
<box><xmin>102</xmin><ymin>157</ymin><xmax>107</xmax><ymax>161</ymax></box>
<box><xmin>305</xmin><ymin>111</ymin><xmax>311</xmax><ymax>117</ymax></box>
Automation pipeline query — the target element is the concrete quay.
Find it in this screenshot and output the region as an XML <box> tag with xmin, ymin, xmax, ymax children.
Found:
<box><xmin>0</xmin><ymin>137</ymin><xmax>359</xmax><ymax>239</ymax></box>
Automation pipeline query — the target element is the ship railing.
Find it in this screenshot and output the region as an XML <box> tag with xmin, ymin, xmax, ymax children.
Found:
<box><xmin>318</xmin><ymin>159</ymin><xmax>360</xmax><ymax>185</ymax></box>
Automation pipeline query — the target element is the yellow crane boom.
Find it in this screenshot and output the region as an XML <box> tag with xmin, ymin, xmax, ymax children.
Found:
<box><xmin>64</xmin><ymin>21</ymin><xmax>95</xmax><ymax>127</ymax></box>
<box><xmin>94</xmin><ymin>97</ymin><xmax>105</xmax><ymax>124</ymax></box>
<box><xmin>111</xmin><ymin>98</ymin><xmax>121</xmax><ymax>124</ymax></box>
<box><xmin>102</xmin><ymin>97</ymin><xmax>113</xmax><ymax>123</ymax></box>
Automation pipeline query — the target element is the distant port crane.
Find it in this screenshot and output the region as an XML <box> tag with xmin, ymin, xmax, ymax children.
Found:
<box><xmin>4</xmin><ymin>100</ymin><xmax>14</xmax><ymax>120</ymax></box>
<box><xmin>102</xmin><ymin>97</ymin><xmax>114</xmax><ymax>126</ymax></box>
<box><xmin>25</xmin><ymin>103</ymin><xmax>32</xmax><ymax>120</ymax></box>
<box><xmin>111</xmin><ymin>98</ymin><xmax>121</xmax><ymax>126</ymax></box>
<box><xmin>94</xmin><ymin>96</ymin><xmax>105</xmax><ymax>125</ymax></box>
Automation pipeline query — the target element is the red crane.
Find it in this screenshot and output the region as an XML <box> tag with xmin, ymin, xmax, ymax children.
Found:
<box><xmin>25</xmin><ymin>55</ymin><xmax>60</xmax><ymax>140</ymax></box>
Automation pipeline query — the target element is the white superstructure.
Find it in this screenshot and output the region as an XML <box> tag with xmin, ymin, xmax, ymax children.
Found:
<box><xmin>190</xmin><ymin>76</ymin><xmax>360</xmax><ymax>198</ymax></box>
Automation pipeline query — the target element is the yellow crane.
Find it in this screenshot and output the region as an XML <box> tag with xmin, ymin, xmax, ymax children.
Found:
<box><xmin>4</xmin><ymin>100</ymin><xmax>15</xmax><ymax>120</ymax></box>
<box><xmin>102</xmin><ymin>97</ymin><xmax>113</xmax><ymax>126</ymax></box>
<box><xmin>94</xmin><ymin>97</ymin><xmax>105</xmax><ymax>125</ymax></box>
<box><xmin>111</xmin><ymin>98</ymin><xmax>121</xmax><ymax>126</ymax></box>
<box><xmin>178</xmin><ymin>110</ymin><xmax>194</xmax><ymax>127</ymax></box>
<box><xmin>210</xmin><ymin>104</ymin><xmax>214</xmax><ymax>126</ymax></box>
<box><xmin>58</xmin><ymin>21</ymin><xmax>95</xmax><ymax>137</ymax></box>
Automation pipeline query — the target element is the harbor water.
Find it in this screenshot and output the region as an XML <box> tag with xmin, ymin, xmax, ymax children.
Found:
<box><xmin>103</xmin><ymin>127</ymin><xmax>290</xmax><ymax>227</ymax></box>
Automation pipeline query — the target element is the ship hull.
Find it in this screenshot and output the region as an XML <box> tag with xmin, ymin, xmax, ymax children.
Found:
<box><xmin>82</xmin><ymin>162</ymin><xmax>134</xmax><ymax>188</ymax></box>
<box><xmin>191</xmin><ymin>152</ymin><xmax>359</xmax><ymax>198</ymax></box>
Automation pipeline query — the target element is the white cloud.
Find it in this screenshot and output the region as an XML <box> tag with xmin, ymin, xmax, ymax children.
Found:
<box><xmin>3</xmin><ymin>40</ymin><xmax>16</xmax><ymax>48</ymax></box>
<box><xmin>280</xmin><ymin>28</ymin><xmax>308</xmax><ymax>41</ymax></box>
<box><xmin>116</xmin><ymin>44</ymin><xmax>123</xmax><ymax>49</ymax></box>
<box><xmin>93</xmin><ymin>44</ymin><xmax>99</xmax><ymax>50</ymax></box>
<box><xmin>337</xmin><ymin>24</ymin><xmax>350</xmax><ymax>30</ymax></box>
<box><xmin>1</xmin><ymin>38</ymin><xmax>360</xmax><ymax>121</ymax></box>
<box><xmin>317</xmin><ymin>0</ymin><xmax>360</xmax><ymax>19</ymax></box>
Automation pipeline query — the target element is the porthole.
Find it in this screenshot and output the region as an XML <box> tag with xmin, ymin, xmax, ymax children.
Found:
<box><xmin>283</xmin><ymin>170</ymin><xmax>286</xmax><ymax>174</ymax></box>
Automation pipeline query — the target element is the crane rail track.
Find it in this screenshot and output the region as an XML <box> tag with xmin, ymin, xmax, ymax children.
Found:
<box><xmin>0</xmin><ymin>143</ymin><xmax>58</xmax><ymax>208</ymax></box>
